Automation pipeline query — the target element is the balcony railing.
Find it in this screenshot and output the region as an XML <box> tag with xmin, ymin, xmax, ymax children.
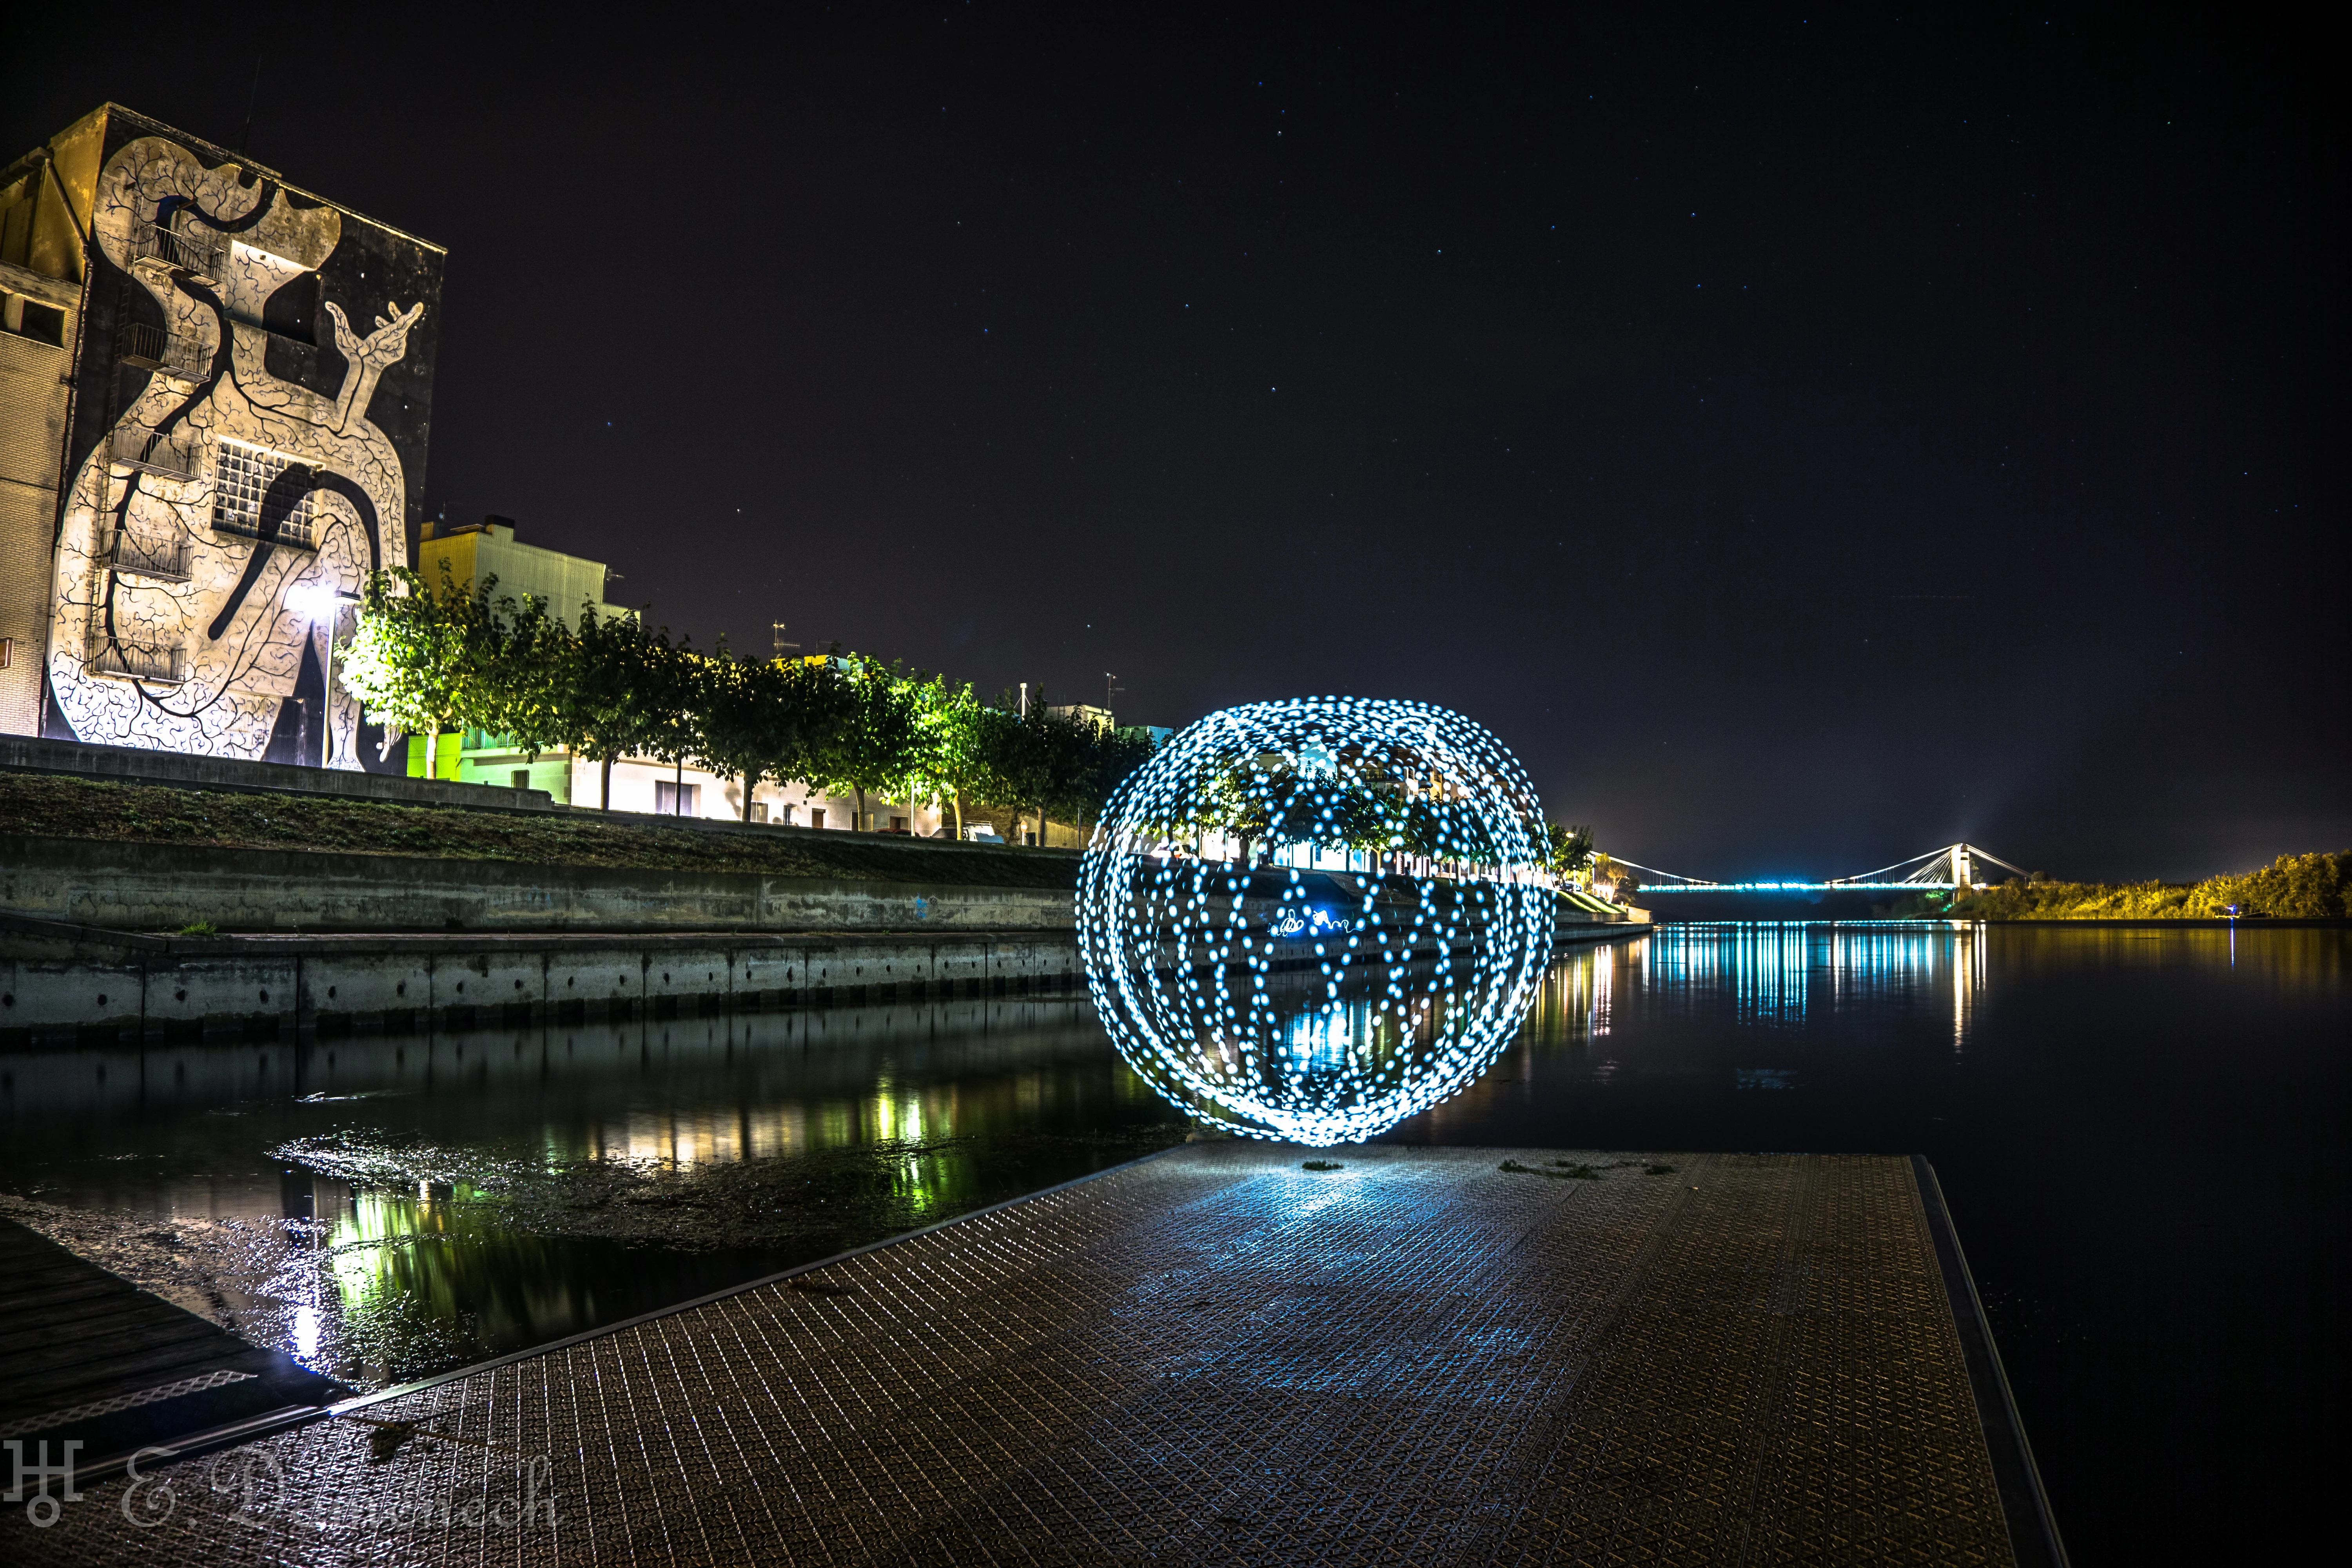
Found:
<box><xmin>110</xmin><ymin>424</ymin><xmax>200</xmax><ymax>479</ymax></box>
<box><xmin>130</xmin><ymin>217</ymin><xmax>225</xmax><ymax>281</ymax></box>
<box><xmin>103</xmin><ymin>528</ymin><xmax>192</xmax><ymax>583</ymax></box>
<box><xmin>115</xmin><ymin>320</ymin><xmax>207</xmax><ymax>379</ymax></box>
<box><xmin>86</xmin><ymin>633</ymin><xmax>188</xmax><ymax>685</ymax></box>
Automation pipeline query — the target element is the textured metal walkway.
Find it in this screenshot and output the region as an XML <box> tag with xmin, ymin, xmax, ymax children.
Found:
<box><xmin>13</xmin><ymin>1146</ymin><xmax>2027</xmax><ymax>1564</ymax></box>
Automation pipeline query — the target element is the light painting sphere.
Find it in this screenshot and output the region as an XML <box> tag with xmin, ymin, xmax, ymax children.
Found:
<box><xmin>1078</xmin><ymin>697</ymin><xmax>1556</xmax><ymax>1145</ymax></box>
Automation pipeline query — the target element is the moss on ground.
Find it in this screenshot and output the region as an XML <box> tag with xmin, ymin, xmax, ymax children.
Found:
<box><xmin>0</xmin><ymin>772</ymin><xmax>1079</xmax><ymax>890</ymax></box>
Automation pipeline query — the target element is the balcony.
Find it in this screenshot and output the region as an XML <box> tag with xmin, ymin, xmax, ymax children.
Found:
<box><xmin>110</xmin><ymin>424</ymin><xmax>200</xmax><ymax>479</ymax></box>
<box><xmin>129</xmin><ymin>217</ymin><xmax>225</xmax><ymax>282</ymax></box>
<box><xmin>103</xmin><ymin>528</ymin><xmax>192</xmax><ymax>583</ymax></box>
<box><xmin>86</xmin><ymin>633</ymin><xmax>188</xmax><ymax>686</ymax></box>
<box><xmin>115</xmin><ymin>321</ymin><xmax>206</xmax><ymax>379</ymax></box>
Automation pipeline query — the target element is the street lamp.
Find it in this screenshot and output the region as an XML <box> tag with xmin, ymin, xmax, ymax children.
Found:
<box><xmin>287</xmin><ymin>582</ymin><xmax>363</xmax><ymax>768</ymax></box>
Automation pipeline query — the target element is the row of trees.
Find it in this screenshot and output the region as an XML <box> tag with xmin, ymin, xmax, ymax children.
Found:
<box><xmin>1946</xmin><ymin>851</ymin><xmax>2350</xmax><ymax>920</ymax></box>
<box><xmin>1117</xmin><ymin>751</ymin><xmax>1606</xmax><ymax>880</ymax></box>
<box><xmin>337</xmin><ymin>568</ymin><xmax>1157</xmax><ymax>836</ymax></box>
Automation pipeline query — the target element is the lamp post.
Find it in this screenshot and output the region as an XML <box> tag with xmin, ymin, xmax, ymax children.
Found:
<box><xmin>288</xmin><ymin>582</ymin><xmax>363</xmax><ymax>768</ymax></box>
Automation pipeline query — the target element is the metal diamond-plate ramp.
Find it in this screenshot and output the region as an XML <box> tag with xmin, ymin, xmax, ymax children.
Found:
<box><xmin>9</xmin><ymin>1148</ymin><xmax>2018</xmax><ymax>1565</ymax></box>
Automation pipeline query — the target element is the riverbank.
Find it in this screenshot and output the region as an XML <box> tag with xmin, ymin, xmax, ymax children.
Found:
<box><xmin>1941</xmin><ymin>850</ymin><xmax>2347</xmax><ymax>920</ymax></box>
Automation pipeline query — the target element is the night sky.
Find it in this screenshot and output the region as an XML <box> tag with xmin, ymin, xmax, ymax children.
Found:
<box><xmin>11</xmin><ymin>5</ymin><xmax>2340</xmax><ymax>882</ymax></box>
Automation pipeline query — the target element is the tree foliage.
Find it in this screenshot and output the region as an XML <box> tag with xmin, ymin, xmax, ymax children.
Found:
<box><xmin>338</xmin><ymin>572</ymin><xmax>1163</xmax><ymax>837</ymax></box>
<box><xmin>338</xmin><ymin>566</ymin><xmax>562</xmax><ymax>759</ymax></box>
<box><xmin>1947</xmin><ymin>852</ymin><xmax>2350</xmax><ymax>920</ymax></box>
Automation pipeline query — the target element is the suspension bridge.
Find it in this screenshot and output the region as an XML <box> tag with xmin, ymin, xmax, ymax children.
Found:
<box><xmin>1611</xmin><ymin>842</ymin><xmax>2030</xmax><ymax>895</ymax></box>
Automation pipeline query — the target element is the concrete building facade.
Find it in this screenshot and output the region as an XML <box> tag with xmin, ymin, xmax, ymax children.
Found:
<box><xmin>0</xmin><ymin>105</ymin><xmax>443</xmax><ymax>765</ymax></box>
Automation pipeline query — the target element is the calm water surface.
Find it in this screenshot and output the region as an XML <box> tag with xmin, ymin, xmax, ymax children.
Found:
<box><xmin>2</xmin><ymin>922</ymin><xmax>2343</xmax><ymax>1564</ymax></box>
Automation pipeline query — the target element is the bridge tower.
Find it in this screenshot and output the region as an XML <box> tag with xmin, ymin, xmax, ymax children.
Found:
<box><xmin>1951</xmin><ymin>844</ymin><xmax>1975</xmax><ymax>889</ymax></box>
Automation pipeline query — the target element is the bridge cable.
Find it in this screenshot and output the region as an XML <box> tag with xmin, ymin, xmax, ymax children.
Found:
<box><xmin>1604</xmin><ymin>856</ymin><xmax>1719</xmax><ymax>886</ymax></box>
<box><xmin>1965</xmin><ymin>846</ymin><xmax>2034</xmax><ymax>880</ymax></box>
<box><xmin>1829</xmin><ymin>847</ymin><xmax>1953</xmax><ymax>885</ymax></box>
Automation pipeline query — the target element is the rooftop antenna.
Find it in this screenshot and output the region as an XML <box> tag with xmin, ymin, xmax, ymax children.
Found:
<box><xmin>1104</xmin><ymin>672</ymin><xmax>1122</xmax><ymax>714</ymax></box>
<box><xmin>772</xmin><ymin>620</ymin><xmax>799</xmax><ymax>658</ymax></box>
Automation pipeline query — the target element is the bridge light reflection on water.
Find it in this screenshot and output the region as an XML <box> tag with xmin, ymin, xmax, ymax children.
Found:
<box><xmin>1630</xmin><ymin>922</ymin><xmax>1985</xmax><ymax>1047</ymax></box>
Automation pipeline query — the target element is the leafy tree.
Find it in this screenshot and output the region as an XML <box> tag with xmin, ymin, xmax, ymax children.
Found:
<box><xmin>905</xmin><ymin>675</ymin><xmax>992</xmax><ymax>838</ymax></box>
<box><xmin>549</xmin><ymin>604</ymin><xmax>664</xmax><ymax>811</ymax></box>
<box><xmin>474</xmin><ymin>592</ymin><xmax>572</xmax><ymax>759</ymax></box>
<box><xmin>339</xmin><ymin>565</ymin><xmax>525</xmax><ymax>775</ymax></box>
<box><xmin>1073</xmin><ymin>725</ymin><xmax>1161</xmax><ymax>834</ymax></box>
<box><xmin>691</xmin><ymin>649</ymin><xmax>783</xmax><ymax>822</ymax></box>
<box><xmin>972</xmin><ymin>693</ymin><xmax>1046</xmax><ymax>844</ymax></box>
<box><xmin>1545</xmin><ymin>822</ymin><xmax>1597</xmax><ymax>881</ymax></box>
<box><xmin>806</xmin><ymin>658</ymin><xmax>924</xmax><ymax>831</ymax></box>
<box><xmin>629</xmin><ymin>626</ymin><xmax>704</xmax><ymax>813</ymax></box>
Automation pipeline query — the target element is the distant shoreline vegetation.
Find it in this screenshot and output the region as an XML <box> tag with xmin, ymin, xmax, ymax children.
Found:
<box><xmin>1927</xmin><ymin>851</ymin><xmax>2349</xmax><ymax>920</ymax></box>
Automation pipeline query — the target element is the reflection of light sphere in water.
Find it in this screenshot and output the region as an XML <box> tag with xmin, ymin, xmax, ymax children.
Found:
<box><xmin>1078</xmin><ymin>697</ymin><xmax>1556</xmax><ymax>1145</ymax></box>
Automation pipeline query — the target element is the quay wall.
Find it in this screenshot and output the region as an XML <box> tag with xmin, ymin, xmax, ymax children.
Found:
<box><xmin>0</xmin><ymin>916</ymin><xmax>1647</xmax><ymax>1049</ymax></box>
<box><xmin>0</xmin><ymin>835</ymin><xmax>1071</xmax><ymax>936</ymax></box>
<box><xmin>0</xmin><ymin>922</ymin><xmax>1089</xmax><ymax>1047</ymax></box>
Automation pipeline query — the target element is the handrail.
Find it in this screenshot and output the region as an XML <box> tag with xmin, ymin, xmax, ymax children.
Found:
<box><xmin>104</xmin><ymin>528</ymin><xmax>192</xmax><ymax>582</ymax></box>
<box><xmin>85</xmin><ymin>633</ymin><xmax>188</xmax><ymax>685</ymax></box>
<box><xmin>130</xmin><ymin>215</ymin><xmax>224</xmax><ymax>279</ymax></box>
<box><xmin>110</xmin><ymin>424</ymin><xmax>199</xmax><ymax>478</ymax></box>
<box><xmin>115</xmin><ymin>320</ymin><xmax>205</xmax><ymax>378</ymax></box>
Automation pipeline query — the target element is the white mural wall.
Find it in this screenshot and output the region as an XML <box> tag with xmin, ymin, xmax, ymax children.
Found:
<box><xmin>48</xmin><ymin>136</ymin><xmax>424</xmax><ymax>766</ymax></box>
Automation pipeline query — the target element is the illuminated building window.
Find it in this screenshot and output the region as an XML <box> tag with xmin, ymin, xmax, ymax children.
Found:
<box><xmin>655</xmin><ymin>780</ymin><xmax>699</xmax><ymax>815</ymax></box>
<box><xmin>212</xmin><ymin>438</ymin><xmax>316</xmax><ymax>548</ymax></box>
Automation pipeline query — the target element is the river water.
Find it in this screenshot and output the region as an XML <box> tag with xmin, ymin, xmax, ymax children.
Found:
<box><xmin>2</xmin><ymin>921</ymin><xmax>2343</xmax><ymax>1563</ymax></box>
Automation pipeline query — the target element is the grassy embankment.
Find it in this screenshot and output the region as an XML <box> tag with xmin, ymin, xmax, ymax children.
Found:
<box><xmin>1944</xmin><ymin>851</ymin><xmax>2348</xmax><ymax>920</ymax></box>
<box><xmin>0</xmin><ymin>772</ymin><xmax>1077</xmax><ymax>889</ymax></box>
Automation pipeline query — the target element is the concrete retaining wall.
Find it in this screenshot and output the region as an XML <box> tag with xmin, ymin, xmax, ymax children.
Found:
<box><xmin>0</xmin><ymin>922</ymin><xmax>1086</xmax><ymax>1047</ymax></box>
<box><xmin>0</xmin><ymin>915</ymin><xmax>1649</xmax><ymax>1049</ymax></box>
<box><xmin>0</xmin><ymin>835</ymin><xmax>1073</xmax><ymax>935</ymax></box>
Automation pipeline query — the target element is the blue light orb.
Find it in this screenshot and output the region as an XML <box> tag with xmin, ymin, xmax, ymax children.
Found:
<box><xmin>1078</xmin><ymin>697</ymin><xmax>1556</xmax><ymax>1145</ymax></box>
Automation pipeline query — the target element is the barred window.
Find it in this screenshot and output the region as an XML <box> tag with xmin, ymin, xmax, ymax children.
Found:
<box><xmin>212</xmin><ymin>438</ymin><xmax>316</xmax><ymax>547</ymax></box>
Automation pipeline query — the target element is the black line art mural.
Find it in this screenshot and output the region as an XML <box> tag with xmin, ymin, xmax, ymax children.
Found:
<box><xmin>41</xmin><ymin>116</ymin><xmax>443</xmax><ymax>765</ymax></box>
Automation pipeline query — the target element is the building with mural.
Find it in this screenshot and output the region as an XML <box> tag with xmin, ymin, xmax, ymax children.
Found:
<box><xmin>0</xmin><ymin>104</ymin><xmax>443</xmax><ymax>766</ymax></box>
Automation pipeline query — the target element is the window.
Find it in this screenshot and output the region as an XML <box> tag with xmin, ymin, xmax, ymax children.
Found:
<box><xmin>655</xmin><ymin>780</ymin><xmax>699</xmax><ymax>815</ymax></box>
<box><xmin>2</xmin><ymin>294</ymin><xmax>64</xmax><ymax>346</ymax></box>
<box><xmin>776</xmin><ymin>804</ymin><xmax>795</xmax><ymax>826</ymax></box>
<box><xmin>213</xmin><ymin>439</ymin><xmax>315</xmax><ymax>547</ymax></box>
<box><xmin>889</xmin><ymin>816</ymin><xmax>907</xmax><ymax>833</ymax></box>
<box><xmin>810</xmin><ymin>808</ymin><xmax>825</xmax><ymax>830</ymax></box>
<box><xmin>748</xmin><ymin>802</ymin><xmax>768</xmax><ymax>824</ymax></box>
<box><xmin>511</xmin><ymin>769</ymin><xmax>530</xmax><ymax>790</ymax></box>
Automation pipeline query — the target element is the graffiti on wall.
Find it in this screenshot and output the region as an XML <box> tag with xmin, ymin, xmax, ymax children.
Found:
<box><xmin>47</xmin><ymin>135</ymin><xmax>428</xmax><ymax>764</ymax></box>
